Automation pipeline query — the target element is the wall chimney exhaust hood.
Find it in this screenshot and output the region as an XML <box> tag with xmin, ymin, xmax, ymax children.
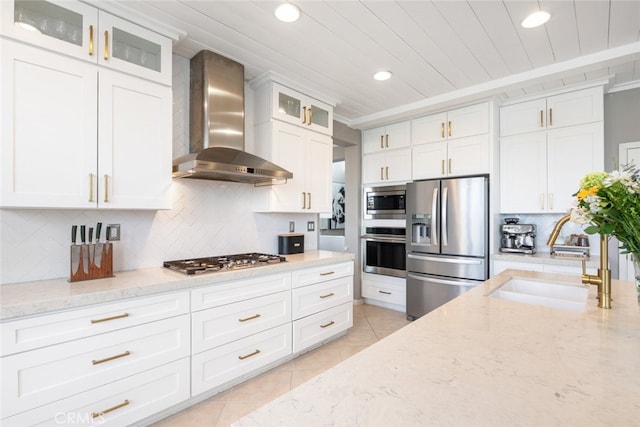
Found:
<box><xmin>172</xmin><ymin>50</ymin><xmax>292</xmax><ymax>184</ymax></box>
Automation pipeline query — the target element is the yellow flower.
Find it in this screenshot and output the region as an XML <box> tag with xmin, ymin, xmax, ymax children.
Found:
<box><xmin>577</xmin><ymin>186</ymin><xmax>598</xmax><ymax>200</ymax></box>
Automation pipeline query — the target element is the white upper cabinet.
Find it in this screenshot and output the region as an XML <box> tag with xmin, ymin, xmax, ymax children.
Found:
<box><xmin>499</xmin><ymin>86</ymin><xmax>603</xmax><ymax>137</ymax></box>
<box><xmin>254</xmin><ymin>82</ymin><xmax>333</xmax><ymax>135</ymax></box>
<box><xmin>362</xmin><ymin>148</ymin><xmax>412</xmax><ymax>185</ymax></box>
<box><xmin>362</xmin><ymin>121</ymin><xmax>410</xmax><ymax>154</ymax></box>
<box><xmin>412</xmin><ymin>103</ymin><xmax>489</xmax><ymax>145</ymax></box>
<box><xmin>1</xmin><ymin>0</ymin><xmax>172</xmax><ymax>85</ymax></box>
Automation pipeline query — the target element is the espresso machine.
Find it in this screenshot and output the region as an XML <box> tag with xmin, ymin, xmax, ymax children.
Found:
<box><xmin>500</xmin><ymin>219</ymin><xmax>536</xmax><ymax>254</ymax></box>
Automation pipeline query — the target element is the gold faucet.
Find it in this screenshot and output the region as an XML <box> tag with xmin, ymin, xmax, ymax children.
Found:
<box><xmin>547</xmin><ymin>213</ymin><xmax>612</xmax><ymax>309</ymax></box>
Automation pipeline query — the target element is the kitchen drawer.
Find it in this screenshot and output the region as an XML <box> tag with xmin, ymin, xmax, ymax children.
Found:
<box><xmin>292</xmin><ymin>262</ymin><xmax>354</xmax><ymax>288</ymax></box>
<box><xmin>191</xmin><ymin>323</ymin><xmax>292</xmax><ymax>396</ymax></box>
<box><xmin>192</xmin><ymin>290</ymin><xmax>291</xmax><ymax>354</ymax></box>
<box><xmin>292</xmin><ymin>275</ymin><xmax>353</xmax><ymax>320</ymax></box>
<box><xmin>293</xmin><ymin>302</ymin><xmax>353</xmax><ymax>353</ymax></box>
<box><xmin>1</xmin><ymin>315</ymin><xmax>190</xmax><ymax>418</ymax></box>
<box><xmin>1</xmin><ymin>358</ymin><xmax>189</xmax><ymax>426</ymax></box>
<box><xmin>1</xmin><ymin>291</ymin><xmax>190</xmax><ymax>356</ymax></box>
<box><xmin>362</xmin><ymin>278</ymin><xmax>406</xmax><ymax>306</ymax></box>
<box><xmin>191</xmin><ymin>273</ymin><xmax>290</xmax><ymax>311</ymax></box>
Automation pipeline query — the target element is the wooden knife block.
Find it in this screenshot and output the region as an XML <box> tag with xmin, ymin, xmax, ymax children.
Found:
<box><xmin>69</xmin><ymin>243</ymin><xmax>114</xmax><ymax>282</ymax></box>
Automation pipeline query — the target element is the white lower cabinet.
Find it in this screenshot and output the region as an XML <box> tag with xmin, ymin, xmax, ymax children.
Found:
<box><xmin>362</xmin><ymin>273</ymin><xmax>407</xmax><ymax>310</ymax></box>
<box><xmin>2</xmin><ymin>358</ymin><xmax>190</xmax><ymax>427</ymax></box>
<box><xmin>293</xmin><ymin>302</ymin><xmax>353</xmax><ymax>353</ymax></box>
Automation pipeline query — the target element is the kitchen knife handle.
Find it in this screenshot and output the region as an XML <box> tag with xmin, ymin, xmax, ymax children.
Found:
<box><xmin>96</xmin><ymin>222</ymin><xmax>102</xmax><ymax>242</ymax></box>
<box><xmin>106</xmin><ymin>226</ymin><xmax>111</xmax><ymax>241</ymax></box>
<box><xmin>88</xmin><ymin>174</ymin><xmax>95</xmax><ymax>202</ymax></box>
<box><xmin>72</xmin><ymin>225</ymin><xmax>78</xmax><ymax>244</ymax></box>
<box><xmin>80</xmin><ymin>225</ymin><xmax>86</xmax><ymax>243</ymax></box>
<box><xmin>104</xmin><ymin>175</ymin><xmax>109</xmax><ymax>203</ymax></box>
<box><xmin>88</xmin><ymin>227</ymin><xmax>94</xmax><ymax>243</ymax></box>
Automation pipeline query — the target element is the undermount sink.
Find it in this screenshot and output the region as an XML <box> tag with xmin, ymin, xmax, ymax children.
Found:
<box><xmin>489</xmin><ymin>277</ymin><xmax>589</xmax><ymax>312</ymax></box>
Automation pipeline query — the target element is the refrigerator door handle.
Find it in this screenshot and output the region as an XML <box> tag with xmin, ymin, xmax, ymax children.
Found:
<box><xmin>442</xmin><ymin>186</ymin><xmax>448</xmax><ymax>246</ymax></box>
<box><xmin>407</xmin><ymin>253</ymin><xmax>483</xmax><ymax>265</ymax></box>
<box><xmin>408</xmin><ymin>272</ymin><xmax>479</xmax><ymax>286</ymax></box>
<box><xmin>431</xmin><ymin>187</ymin><xmax>438</xmax><ymax>245</ymax></box>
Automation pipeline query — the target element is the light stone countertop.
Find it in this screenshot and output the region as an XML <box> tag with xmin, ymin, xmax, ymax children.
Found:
<box><xmin>0</xmin><ymin>250</ymin><xmax>354</xmax><ymax>320</ymax></box>
<box><xmin>234</xmin><ymin>269</ymin><xmax>640</xmax><ymax>427</ymax></box>
<box><xmin>493</xmin><ymin>251</ymin><xmax>601</xmax><ymax>268</ymax></box>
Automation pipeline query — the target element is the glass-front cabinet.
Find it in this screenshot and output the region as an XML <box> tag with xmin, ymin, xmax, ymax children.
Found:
<box><xmin>272</xmin><ymin>83</ymin><xmax>333</xmax><ymax>135</ymax></box>
<box><xmin>1</xmin><ymin>0</ymin><xmax>171</xmax><ymax>85</ymax></box>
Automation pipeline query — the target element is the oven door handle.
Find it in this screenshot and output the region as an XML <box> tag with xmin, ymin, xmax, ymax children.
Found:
<box><xmin>361</xmin><ymin>236</ymin><xmax>406</xmax><ymax>243</ymax></box>
<box><xmin>407</xmin><ymin>253</ymin><xmax>482</xmax><ymax>265</ymax></box>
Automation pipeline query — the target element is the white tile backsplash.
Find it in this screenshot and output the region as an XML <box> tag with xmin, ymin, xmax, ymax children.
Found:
<box><xmin>0</xmin><ymin>54</ymin><xmax>317</xmax><ymax>285</ymax></box>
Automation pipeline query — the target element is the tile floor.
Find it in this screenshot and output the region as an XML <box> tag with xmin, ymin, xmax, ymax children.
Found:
<box><xmin>151</xmin><ymin>303</ymin><xmax>412</xmax><ymax>427</ymax></box>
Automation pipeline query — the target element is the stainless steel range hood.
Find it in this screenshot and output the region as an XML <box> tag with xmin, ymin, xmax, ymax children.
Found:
<box><xmin>172</xmin><ymin>50</ymin><xmax>292</xmax><ymax>184</ymax></box>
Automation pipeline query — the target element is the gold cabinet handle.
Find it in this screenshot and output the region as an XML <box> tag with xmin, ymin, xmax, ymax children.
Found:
<box><xmin>104</xmin><ymin>31</ymin><xmax>109</xmax><ymax>60</ymax></box>
<box><xmin>307</xmin><ymin>192</ymin><xmax>311</xmax><ymax>209</ymax></box>
<box><xmin>89</xmin><ymin>25</ymin><xmax>94</xmax><ymax>56</ymax></box>
<box><xmin>380</xmin><ymin>167</ymin><xmax>384</xmax><ymax>180</ymax></box>
<box><xmin>92</xmin><ymin>400</ymin><xmax>129</xmax><ymax>419</ymax></box>
<box><xmin>441</xmin><ymin>159</ymin><xmax>445</xmax><ymax>175</ymax></box>
<box><xmin>320</xmin><ymin>320</ymin><xmax>335</xmax><ymax>328</ymax></box>
<box><xmin>320</xmin><ymin>271</ymin><xmax>335</xmax><ymax>276</ymax></box>
<box><xmin>540</xmin><ymin>110</ymin><xmax>544</xmax><ymax>127</ymax></box>
<box><xmin>548</xmin><ymin>193</ymin><xmax>553</xmax><ymax>210</ymax></box>
<box><xmin>302</xmin><ymin>106</ymin><xmax>307</xmax><ymax>124</ymax></box>
<box><xmin>104</xmin><ymin>175</ymin><xmax>109</xmax><ymax>203</ymax></box>
<box><xmin>448</xmin><ymin>158</ymin><xmax>452</xmax><ymax>174</ymax></box>
<box><xmin>448</xmin><ymin>120</ymin><xmax>452</xmax><ymax>137</ymax></box>
<box><xmin>380</xmin><ymin>135</ymin><xmax>384</xmax><ymax>149</ymax></box>
<box><xmin>385</xmin><ymin>134</ymin><xmax>389</xmax><ymax>148</ymax></box>
<box><xmin>379</xmin><ymin>290</ymin><xmax>391</xmax><ymax>295</ymax></box>
<box><xmin>319</xmin><ymin>292</ymin><xmax>335</xmax><ymax>299</ymax></box>
<box><xmin>92</xmin><ymin>350</ymin><xmax>131</xmax><ymax>365</ymax></box>
<box><xmin>549</xmin><ymin>108</ymin><xmax>553</xmax><ymax>126</ymax></box>
<box><xmin>91</xmin><ymin>313</ymin><xmax>129</xmax><ymax>324</ymax></box>
<box><xmin>88</xmin><ymin>173</ymin><xmax>95</xmax><ymax>202</ymax></box>
<box><xmin>441</xmin><ymin>122</ymin><xmax>445</xmax><ymax>138</ymax></box>
<box><xmin>385</xmin><ymin>166</ymin><xmax>389</xmax><ymax>180</ymax></box>
<box><xmin>238</xmin><ymin>349</ymin><xmax>261</xmax><ymax>360</ymax></box>
<box><xmin>308</xmin><ymin>108</ymin><xmax>313</xmax><ymax>125</ymax></box>
<box><xmin>540</xmin><ymin>193</ymin><xmax>545</xmax><ymax>210</ymax></box>
<box><xmin>301</xmin><ymin>192</ymin><xmax>306</xmax><ymax>209</ymax></box>
<box><xmin>239</xmin><ymin>313</ymin><xmax>261</xmax><ymax>322</ymax></box>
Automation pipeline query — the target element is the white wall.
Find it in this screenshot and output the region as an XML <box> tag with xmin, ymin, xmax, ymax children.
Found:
<box><xmin>0</xmin><ymin>55</ymin><xmax>317</xmax><ymax>285</ymax></box>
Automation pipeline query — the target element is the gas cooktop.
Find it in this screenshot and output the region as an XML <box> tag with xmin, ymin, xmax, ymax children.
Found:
<box><xmin>163</xmin><ymin>252</ymin><xmax>286</xmax><ymax>275</ymax></box>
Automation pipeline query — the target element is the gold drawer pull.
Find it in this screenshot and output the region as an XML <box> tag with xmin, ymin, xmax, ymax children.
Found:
<box><xmin>441</xmin><ymin>122</ymin><xmax>445</xmax><ymax>138</ymax></box>
<box><xmin>320</xmin><ymin>271</ymin><xmax>335</xmax><ymax>276</ymax></box>
<box><xmin>89</xmin><ymin>25</ymin><xmax>94</xmax><ymax>56</ymax></box>
<box><xmin>91</xmin><ymin>313</ymin><xmax>129</xmax><ymax>324</ymax></box>
<box><xmin>320</xmin><ymin>320</ymin><xmax>335</xmax><ymax>328</ymax></box>
<box><xmin>549</xmin><ymin>108</ymin><xmax>553</xmax><ymax>126</ymax></box>
<box><xmin>92</xmin><ymin>399</ymin><xmax>130</xmax><ymax>418</ymax></box>
<box><xmin>238</xmin><ymin>349</ymin><xmax>261</xmax><ymax>360</ymax></box>
<box><xmin>379</xmin><ymin>290</ymin><xmax>392</xmax><ymax>295</ymax></box>
<box><xmin>319</xmin><ymin>292</ymin><xmax>335</xmax><ymax>299</ymax></box>
<box><xmin>448</xmin><ymin>120</ymin><xmax>452</xmax><ymax>137</ymax></box>
<box><xmin>540</xmin><ymin>110</ymin><xmax>544</xmax><ymax>127</ymax></box>
<box><xmin>92</xmin><ymin>350</ymin><xmax>131</xmax><ymax>365</ymax></box>
<box><xmin>238</xmin><ymin>313</ymin><xmax>261</xmax><ymax>322</ymax></box>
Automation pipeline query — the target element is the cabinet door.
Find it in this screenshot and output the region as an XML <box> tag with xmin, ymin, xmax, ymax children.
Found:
<box><xmin>546</xmin><ymin>87</ymin><xmax>603</xmax><ymax>129</ymax></box>
<box><xmin>98</xmin><ymin>71</ymin><xmax>172</xmax><ymax>209</ymax></box>
<box><xmin>1</xmin><ymin>0</ymin><xmax>98</xmax><ymax>63</ymax></box>
<box><xmin>272</xmin><ymin>83</ymin><xmax>305</xmax><ymax>127</ymax></box>
<box><xmin>305</xmin><ymin>131</ymin><xmax>333</xmax><ymax>212</ymax></box>
<box><xmin>362</xmin><ymin>151</ymin><xmax>386</xmax><ymax>185</ymax></box>
<box><xmin>98</xmin><ymin>11</ymin><xmax>172</xmax><ymax>86</ymax></box>
<box><xmin>499</xmin><ymin>133</ymin><xmax>547</xmax><ymax>213</ymax></box>
<box><xmin>1</xmin><ymin>40</ymin><xmax>97</xmax><ymax>208</ymax></box>
<box><xmin>412</xmin><ymin>141</ymin><xmax>447</xmax><ymax>180</ymax></box>
<box><xmin>547</xmin><ymin>122</ymin><xmax>604</xmax><ymax>213</ymax></box>
<box><xmin>500</xmin><ymin>98</ymin><xmax>547</xmax><ymax>137</ymax></box>
<box><xmin>411</xmin><ymin>112</ymin><xmax>448</xmax><ymax>145</ymax></box>
<box><xmin>447</xmin><ymin>103</ymin><xmax>489</xmax><ymax>139</ymax></box>
<box><xmin>385</xmin><ymin>121</ymin><xmax>411</xmax><ymax>149</ymax></box>
<box><xmin>448</xmin><ymin>134</ymin><xmax>489</xmax><ymax>176</ymax></box>
<box><xmin>306</xmin><ymin>97</ymin><xmax>333</xmax><ymax>135</ymax></box>
<box><xmin>385</xmin><ymin>148</ymin><xmax>412</xmax><ymax>182</ymax></box>
<box><xmin>362</xmin><ymin>126</ymin><xmax>386</xmax><ymax>154</ymax></box>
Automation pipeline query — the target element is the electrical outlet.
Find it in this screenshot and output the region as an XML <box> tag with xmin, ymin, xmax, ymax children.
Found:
<box><xmin>289</xmin><ymin>221</ymin><xmax>295</xmax><ymax>233</ymax></box>
<box><xmin>307</xmin><ymin>221</ymin><xmax>315</xmax><ymax>231</ymax></box>
<box><xmin>108</xmin><ymin>224</ymin><xmax>121</xmax><ymax>241</ymax></box>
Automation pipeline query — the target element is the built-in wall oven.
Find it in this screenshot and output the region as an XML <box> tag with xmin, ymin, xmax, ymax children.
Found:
<box><xmin>361</xmin><ymin>227</ymin><xmax>406</xmax><ymax>278</ymax></box>
<box><xmin>363</xmin><ymin>185</ymin><xmax>406</xmax><ymax>220</ymax></box>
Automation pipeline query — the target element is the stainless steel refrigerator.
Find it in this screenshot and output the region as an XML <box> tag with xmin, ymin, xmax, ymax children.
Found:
<box><xmin>406</xmin><ymin>175</ymin><xmax>489</xmax><ymax>320</ymax></box>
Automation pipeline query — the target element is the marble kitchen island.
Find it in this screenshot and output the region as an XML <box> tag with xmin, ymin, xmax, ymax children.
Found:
<box><xmin>234</xmin><ymin>269</ymin><xmax>640</xmax><ymax>426</ymax></box>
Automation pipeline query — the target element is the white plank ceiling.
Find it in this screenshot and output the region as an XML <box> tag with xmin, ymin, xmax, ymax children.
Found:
<box><xmin>114</xmin><ymin>0</ymin><xmax>640</xmax><ymax>128</ymax></box>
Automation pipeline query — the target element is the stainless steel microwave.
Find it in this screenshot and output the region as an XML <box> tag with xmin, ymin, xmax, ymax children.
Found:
<box><xmin>363</xmin><ymin>185</ymin><xmax>406</xmax><ymax>219</ymax></box>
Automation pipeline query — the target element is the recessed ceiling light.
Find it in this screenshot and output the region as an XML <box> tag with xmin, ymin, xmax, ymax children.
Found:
<box><xmin>275</xmin><ymin>3</ymin><xmax>300</xmax><ymax>23</ymax></box>
<box><xmin>521</xmin><ymin>11</ymin><xmax>550</xmax><ymax>28</ymax></box>
<box><xmin>373</xmin><ymin>70</ymin><xmax>392</xmax><ymax>81</ymax></box>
